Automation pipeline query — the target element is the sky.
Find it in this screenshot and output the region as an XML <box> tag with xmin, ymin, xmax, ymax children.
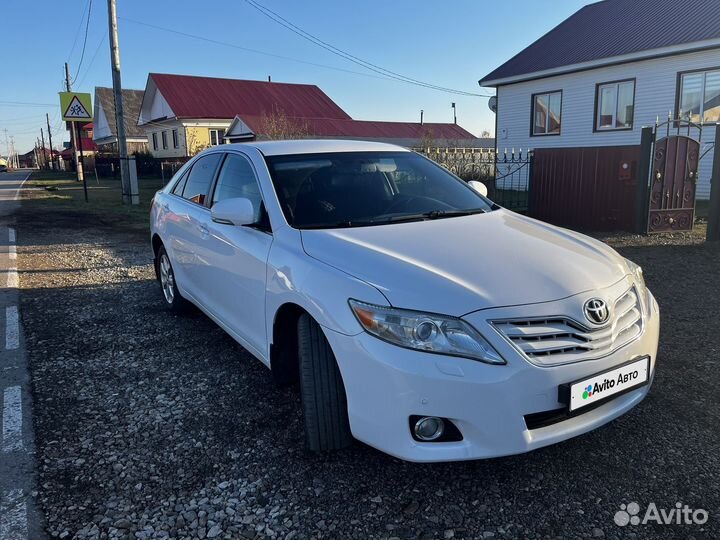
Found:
<box><xmin>1</xmin><ymin>0</ymin><xmax>593</xmax><ymax>154</ymax></box>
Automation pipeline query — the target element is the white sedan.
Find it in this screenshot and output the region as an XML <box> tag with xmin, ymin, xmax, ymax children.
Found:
<box><xmin>150</xmin><ymin>140</ymin><xmax>659</xmax><ymax>462</ymax></box>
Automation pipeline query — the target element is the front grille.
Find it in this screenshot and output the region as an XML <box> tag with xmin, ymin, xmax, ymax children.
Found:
<box><xmin>492</xmin><ymin>287</ymin><xmax>643</xmax><ymax>367</ymax></box>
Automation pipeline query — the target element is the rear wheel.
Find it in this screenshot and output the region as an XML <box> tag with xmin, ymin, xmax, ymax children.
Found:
<box><xmin>156</xmin><ymin>246</ymin><xmax>188</xmax><ymax>313</ymax></box>
<box><xmin>297</xmin><ymin>313</ymin><xmax>353</xmax><ymax>452</ymax></box>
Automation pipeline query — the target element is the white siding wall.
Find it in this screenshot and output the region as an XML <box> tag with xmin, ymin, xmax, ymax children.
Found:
<box><xmin>93</xmin><ymin>104</ymin><xmax>112</xmax><ymax>142</ymax></box>
<box><xmin>143</xmin><ymin>120</ymin><xmax>186</xmax><ymax>159</ymax></box>
<box><xmin>496</xmin><ymin>48</ymin><xmax>720</xmax><ymax>199</ymax></box>
<box><xmin>143</xmin><ymin>119</ymin><xmax>233</xmax><ymax>158</ymax></box>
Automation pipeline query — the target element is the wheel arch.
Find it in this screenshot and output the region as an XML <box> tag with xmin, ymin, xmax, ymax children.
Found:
<box><xmin>269</xmin><ymin>302</ymin><xmax>308</xmax><ymax>386</ymax></box>
<box><xmin>151</xmin><ymin>234</ymin><xmax>164</xmax><ymax>279</ymax></box>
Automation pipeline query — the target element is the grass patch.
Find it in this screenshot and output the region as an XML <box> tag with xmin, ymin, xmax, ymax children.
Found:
<box><xmin>22</xmin><ymin>175</ymin><xmax>165</xmax><ymax>232</ymax></box>
<box><xmin>28</xmin><ymin>171</ymin><xmax>77</xmax><ymax>182</ymax></box>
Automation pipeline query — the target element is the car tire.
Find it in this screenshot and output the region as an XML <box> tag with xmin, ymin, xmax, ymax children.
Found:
<box><xmin>156</xmin><ymin>246</ymin><xmax>189</xmax><ymax>314</ymax></box>
<box><xmin>297</xmin><ymin>313</ymin><xmax>353</xmax><ymax>452</ymax></box>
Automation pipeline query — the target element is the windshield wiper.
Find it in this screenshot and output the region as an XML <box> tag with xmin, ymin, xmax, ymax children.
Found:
<box><xmin>298</xmin><ymin>208</ymin><xmax>486</xmax><ymax>229</ymax></box>
<box><xmin>299</xmin><ymin>219</ymin><xmax>377</xmax><ymax>230</ymax></box>
<box><xmin>424</xmin><ymin>208</ymin><xmax>486</xmax><ymax>219</ymax></box>
<box><xmin>382</xmin><ymin>208</ymin><xmax>486</xmax><ymax>223</ymax></box>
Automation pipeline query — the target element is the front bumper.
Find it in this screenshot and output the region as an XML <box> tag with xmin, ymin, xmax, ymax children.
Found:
<box><xmin>326</xmin><ymin>283</ymin><xmax>659</xmax><ymax>462</ymax></box>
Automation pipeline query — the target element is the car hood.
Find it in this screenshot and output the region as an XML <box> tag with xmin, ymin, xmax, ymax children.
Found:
<box><xmin>300</xmin><ymin>209</ymin><xmax>629</xmax><ymax>316</ymax></box>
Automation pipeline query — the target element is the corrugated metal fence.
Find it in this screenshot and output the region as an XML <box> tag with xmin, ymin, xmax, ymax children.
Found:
<box><xmin>530</xmin><ymin>145</ymin><xmax>642</xmax><ymax>231</ymax></box>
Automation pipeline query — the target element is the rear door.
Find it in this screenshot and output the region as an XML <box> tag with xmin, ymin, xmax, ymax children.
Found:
<box><xmin>167</xmin><ymin>153</ymin><xmax>223</xmax><ymax>303</ymax></box>
<box><xmin>200</xmin><ymin>152</ymin><xmax>273</xmax><ymax>359</ymax></box>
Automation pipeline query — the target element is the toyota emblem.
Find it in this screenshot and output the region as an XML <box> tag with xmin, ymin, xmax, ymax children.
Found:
<box><xmin>584</xmin><ymin>298</ymin><xmax>610</xmax><ymax>325</ymax></box>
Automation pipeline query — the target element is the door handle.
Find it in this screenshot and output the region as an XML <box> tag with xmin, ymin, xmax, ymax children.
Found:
<box><xmin>199</xmin><ymin>224</ymin><xmax>209</xmax><ymax>237</ymax></box>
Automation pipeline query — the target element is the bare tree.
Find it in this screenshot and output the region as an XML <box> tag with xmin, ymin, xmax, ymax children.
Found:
<box><xmin>418</xmin><ymin>127</ymin><xmax>437</xmax><ymax>151</ymax></box>
<box><xmin>185</xmin><ymin>129</ymin><xmax>208</xmax><ymax>157</ymax></box>
<box><xmin>258</xmin><ymin>107</ymin><xmax>310</xmax><ymax>140</ymax></box>
<box><xmin>480</xmin><ymin>129</ymin><xmax>492</xmax><ymax>138</ymax></box>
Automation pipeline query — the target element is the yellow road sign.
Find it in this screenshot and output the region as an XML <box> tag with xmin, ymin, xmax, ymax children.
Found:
<box><xmin>59</xmin><ymin>92</ymin><xmax>93</xmax><ymax>122</ymax></box>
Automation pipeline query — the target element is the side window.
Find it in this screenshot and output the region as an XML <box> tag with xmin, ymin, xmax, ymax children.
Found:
<box><xmin>212</xmin><ymin>154</ymin><xmax>263</xmax><ymax>221</ymax></box>
<box><xmin>171</xmin><ymin>170</ymin><xmax>189</xmax><ymax>195</ymax></box>
<box><xmin>532</xmin><ymin>91</ymin><xmax>562</xmax><ymax>136</ymax></box>
<box><xmin>182</xmin><ymin>153</ymin><xmax>222</xmax><ymax>205</ymax></box>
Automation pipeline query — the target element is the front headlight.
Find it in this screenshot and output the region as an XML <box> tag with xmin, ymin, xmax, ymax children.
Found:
<box><xmin>348</xmin><ymin>299</ymin><xmax>505</xmax><ymax>364</ymax></box>
<box><xmin>625</xmin><ymin>258</ymin><xmax>646</xmax><ymax>293</ymax></box>
<box><xmin>625</xmin><ymin>258</ymin><xmax>650</xmax><ymax>312</ymax></box>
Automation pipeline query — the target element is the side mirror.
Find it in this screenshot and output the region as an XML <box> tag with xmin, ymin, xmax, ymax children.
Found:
<box><xmin>468</xmin><ymin>180</ymin><xmax>488</xmax><ymax>197</ymax></box>
<box><xmin>211</xmin><ymin>197</ymin><xmax>256</xmax><ymax>226</ymax></box>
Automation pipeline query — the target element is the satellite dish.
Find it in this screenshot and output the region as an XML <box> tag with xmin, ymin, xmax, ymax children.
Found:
<box><xmin>488</xmin><ymin>96</ymin><xmax>497</xmax><ymax>113</ymax></box>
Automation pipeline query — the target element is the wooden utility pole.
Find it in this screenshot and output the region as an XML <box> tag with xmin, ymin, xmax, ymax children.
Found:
<box><xmin>707</xmin><ymin>126</ymin><xmax>720</xmax><ymax>242</ymax></box>
<box><xmin>46</xmin><ymin>113</ymin><xmax>55</xmax><ymax>170</ymax></box>
<box><xmin>64</xmin><ymin>62</ymin><xmax>84</xmax><ymax>182</ymax></box>
<box><xmin>40</xmin><ymin>128</ymin><xmax>48</xmax><ymax>170</ymax></box>
<box><xmin>107</xmin><ymin>0</ymin><xmax>138</xmax><ymax>204</ymax></box>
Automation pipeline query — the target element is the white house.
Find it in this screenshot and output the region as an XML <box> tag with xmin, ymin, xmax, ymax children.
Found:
<box><xmin>480</xmin><ymin>0</ymin><xmax>720</xmax><ymax>201</ymax></box>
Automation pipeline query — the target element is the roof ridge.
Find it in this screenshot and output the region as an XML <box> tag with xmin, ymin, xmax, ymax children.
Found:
<box><xmin>479</xmin><ymin>0</ymin><xmax>720</xmax><ymax>86</ymax></box>
<box><xmin>149</xmin><ymin>72</ymin><xmax>319</xmax><ymax>88</ymax></box>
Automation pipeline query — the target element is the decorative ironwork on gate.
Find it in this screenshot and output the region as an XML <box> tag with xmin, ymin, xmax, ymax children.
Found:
<box><xmin>414</xmin><ymin>147</ymin><xmax>532</xmax><ymax>212</ymax></box>
<box><xmin>647</xmin><ymin>117</ymin><xmax>702</xmax><ymax>233</ymax></box>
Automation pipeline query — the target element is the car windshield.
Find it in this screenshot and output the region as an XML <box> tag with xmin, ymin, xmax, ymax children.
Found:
<box><xmin>264</xmin><ymin>151</ymin><xmax>493</xmax><ymax>229</ymax></box>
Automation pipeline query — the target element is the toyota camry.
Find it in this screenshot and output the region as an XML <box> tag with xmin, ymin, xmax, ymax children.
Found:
<box><xmin>149</xmin><ymin>140</ymin><xmax>659</xmax><ymax>462</ymax></box>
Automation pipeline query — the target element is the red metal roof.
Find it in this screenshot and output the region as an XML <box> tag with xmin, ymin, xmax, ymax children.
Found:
<box><xmin>151</xmin><ymin>73</ymin><xmax>351</xmax><ymax>120</ymax></box>
<box><xmin>60</xmin><ymin>138</ymin><xmax>98</xmax><ymax>158</ymax></box>
<box><xmin>240</xmin><ymin>116</ymin><xmax>476</xmax><ymax>140</ymax></box>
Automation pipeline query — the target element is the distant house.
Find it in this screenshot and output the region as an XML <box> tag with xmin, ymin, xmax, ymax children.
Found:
<box><xmin>138</xmin><ymin>73</ymin><xmax>481</xmax><ymax>158</ymax></box>
<box><xmin>480</xmin><ymin>0</ymin><xmax>720</xmax><ymax>200</ymax></box>
<box><xmin>60</xmin><ymin>122</ymin><xmax>98</xmax><ymax>168</ymax></box>
<box><xmin>93</xmin><ymin>87</ymin><xmax>148</xmax><ymax>154</ymax></box>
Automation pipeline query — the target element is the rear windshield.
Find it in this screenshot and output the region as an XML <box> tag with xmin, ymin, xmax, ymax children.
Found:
<box><xmin>264</xmin><ymin>151</ymin><xmax>492</xmax><ymax>229</ymax></box>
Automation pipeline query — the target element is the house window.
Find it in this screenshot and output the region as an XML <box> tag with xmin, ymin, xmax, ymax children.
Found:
<box><xmin>172</xmin><ymin>129</ymin><xmax>179</xmax><ymax>148</ymax></box>
<box><xmin>595</xmin><ymin>80</ymin><xmax>635</xmax><ymax>130</ymax></box>
<box><xmin>152</xmin><ymin>132</ymin><xmax>158</xmax><ymax>151</ymax></box>
<box><xmin>209</xmin><ymin>129</ymin><xmax>225</xmax><ymax>146</ymax></box>
<box><xmin>678</xmin><ymin>69</ymin><xmax>720</xmax><ymax>123</ymax></box>
<box><xmin>531</xmin><ymin>91</ymin><xmax>562</xmax><ymax>136</ymax></box>
<box><xmin>161</xmin><ymin>130</ymin><xmax>168</xmax><ymax>150</ymax></box>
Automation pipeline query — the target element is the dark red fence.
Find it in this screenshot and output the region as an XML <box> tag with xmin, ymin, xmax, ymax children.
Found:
<box><xmin>529</xmin><ymin>145</ymin><xmax>642</xmax><ymax>231</ymax></box>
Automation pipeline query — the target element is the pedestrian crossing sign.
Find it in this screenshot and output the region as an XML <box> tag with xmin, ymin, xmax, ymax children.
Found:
<box><xmin>59</xmin><ymin>92</ymin><xmax>93</xmax><ymax>121</ymax></box>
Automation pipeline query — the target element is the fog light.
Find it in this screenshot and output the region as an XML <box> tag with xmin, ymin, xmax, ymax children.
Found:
<box><xmin>414</xmin><ymin>416</ymin><xmax>445</xmax><ymax>441</ymax></box>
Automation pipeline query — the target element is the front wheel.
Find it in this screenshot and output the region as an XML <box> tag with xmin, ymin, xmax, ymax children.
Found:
<box><xmin>156</xmin><ymin>246</ymin><xmax>189</xmax><ymax>313</ymax></box>
<box><xmin>297</xmin><ymin>313</ymin><xmax>353</xmax><ymax>452</ymax></box>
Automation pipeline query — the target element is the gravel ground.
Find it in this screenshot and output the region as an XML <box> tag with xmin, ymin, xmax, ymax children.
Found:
<box><xmin>15</xmin><ymin>207</ymin><xmax>720</xmax><ymax>540</ymax></box>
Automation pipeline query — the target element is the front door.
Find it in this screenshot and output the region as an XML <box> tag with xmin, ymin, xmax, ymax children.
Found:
<box><xmin>647</xmin><ymin>135</ymin><xmax>699</xmax><ymax>233</ymax></box>
<box><xmin>202</xmin><ymin>152</ymin><xmax>272</xmax><ymax>359</ymax></box>
<box><xmin>168</xmin><ymin>152</ymin><xmax>223</xmax><ymax>303</ymax></box>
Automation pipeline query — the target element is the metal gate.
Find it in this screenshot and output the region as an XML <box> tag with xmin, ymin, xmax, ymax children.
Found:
<box><xmin>647</xmin><ymin>119</ymin><xmax>701</xmax><ymax>233</ymax></box>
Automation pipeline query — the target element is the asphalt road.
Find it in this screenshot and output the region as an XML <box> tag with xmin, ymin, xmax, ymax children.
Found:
<box><xmin>0</xmin><ymin>169</ymin><xmax>45</xmax><ymax>540</ymax></box>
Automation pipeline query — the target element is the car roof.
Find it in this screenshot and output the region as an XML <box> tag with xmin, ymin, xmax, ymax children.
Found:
<box><xmin>222</xmin><ymin>139</ymin><xmax>411</xmax><ymax>156</ymax></box>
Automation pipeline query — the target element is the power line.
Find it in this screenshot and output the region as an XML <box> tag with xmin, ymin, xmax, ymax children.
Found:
<box><xmin>0</xmin><ymin>101</ymin><xmax>59</xmax><ymax>107</ymax></box>
<box><xmin>76</xmin><ymin>34</ymin><xmax>108</xmax><ymax>88</ymax></box>
<box><xmin>67</xmin><ymin>0</ymin><xmax>92</xmax><ymax>62</ymax></box>
<box><xmin>119</xmin><ymin>17</ymin><xmax>400</xmax><ymax>83</ymax></box>
<box><xmin>74</xmin><ymin>0</ymin><xmax>94</xmax><ymax>81</ymax></box>
<box><xmin>243</xmin><ymin>0</ymin><xmax>490</xmax><ymax>97</ymax></box>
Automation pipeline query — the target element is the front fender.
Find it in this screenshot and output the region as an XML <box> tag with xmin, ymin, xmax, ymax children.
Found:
<box><xmin>265</xmin><ymin>227</ymin><xmax>388</xmax><ymax>338</ymax></box>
